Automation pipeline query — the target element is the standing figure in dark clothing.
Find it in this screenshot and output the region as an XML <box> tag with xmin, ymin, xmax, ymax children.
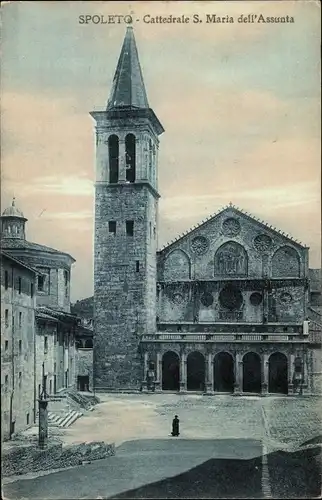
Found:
<box><xmin>171</xmin><ymin>415</ymin><xmax>180</xmax><ymax>436</ymax></box>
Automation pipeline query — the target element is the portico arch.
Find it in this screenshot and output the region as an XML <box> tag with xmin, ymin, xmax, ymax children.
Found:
<box><xmin>187</xmin><ymin>351</ymin><xmax>205</xmax><ymax>391</ymax></box>
<box><xmin>268</xmin><ymin>352</ymin><xmax>288</xmax><ymax>394</ymax></box>
<box><xmin>214</xmin><ymin>352</ymin><xmax>234</xmax><ymax>392</ymax></box>
<box><xmin>162</xmin><ymin>351</ymin><xmax>180</xmax><ymax>391</ymax></box>
<box><xmin>243</xmin><ymin>352</ymin><xmax>261</xmax><ymax>393</ymax></box>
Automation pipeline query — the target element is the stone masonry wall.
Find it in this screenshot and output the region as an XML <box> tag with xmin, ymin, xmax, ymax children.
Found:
<box><xmin>94</xmin><ymin>183</ymin><xmax>157</xmax><ymax>390</ymax></box>
<box><xmin>2</xmin><ymin>440</ymin><xmax>115</xmax><ymax>477</ymax></box>
<box><xmin>157</xmin><ymin>208</ymin><xmax>307</xmax><ymax>326</ymax></box>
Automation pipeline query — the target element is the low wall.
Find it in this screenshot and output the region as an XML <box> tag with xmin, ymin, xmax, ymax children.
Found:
<box><xmin>2</xmin><ymin>440</ymin><xmax>115</xmax><ymax>477</ymax></box>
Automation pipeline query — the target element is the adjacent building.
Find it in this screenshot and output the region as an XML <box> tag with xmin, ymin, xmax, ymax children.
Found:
<box><xmin>1</xmin><ymin>199</ymin><xmax>78</xmax><ymax>439</ymax></box>
<box><xmin>92</xmin><ymin>28</ymin><xmax>321</xmax><ymax>394</ymax></box>
<box><xmin>1</xmin><ymin>251</ymin><xmax>37</xmax><ymax>441</ymax></box>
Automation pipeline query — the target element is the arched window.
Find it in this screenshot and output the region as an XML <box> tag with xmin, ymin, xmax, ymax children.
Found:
<box><xmin>85</xmin><ymin>339</ymin><xmax>93</xmax><ymax>349</ymax></box>
<box><xmin>108</xmin><ymin>135</ymin><xmax>119</xmax><ymax>183</ymax></box>
<box><xmin>125</xmin><ymin>133</ymin><xmax>136</xmax><ymax>183</ymax></box>
<box><xmin>148</xmin><ymin>139</ymin><xmax>153</xmax><ymax>181</ymax></box>
<box><xmin>271</xmin><ymin>246</ymin><xmax>300</xmax><ymax>278</ymax></box>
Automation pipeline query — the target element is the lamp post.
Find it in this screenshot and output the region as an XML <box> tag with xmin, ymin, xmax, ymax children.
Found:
<box><xmin>38</xmin><ymin>362</ymin><xmax>49</xmax><ymax>449</ymax></box>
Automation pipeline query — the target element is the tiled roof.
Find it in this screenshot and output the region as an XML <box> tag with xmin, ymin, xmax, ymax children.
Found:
<box><xmin>36</xmin><ymin>306</ymin><xmax>79</xmax><ymax>324</ymax></box>
<box><xmin>0</xmin><ymin>250</ymin><xmax>38</xmax><ymax>274</ymax></box>
<box><xmin>1</xmin><ymin>237</ymin><xmax>75</xmax><ymax>261</ymax></box>
<box><xmin>107</xmin><ymin>27</ymin><xmax>149</xmax><ymax>110</ymax></box>
<box><xmin>158</xmin><ymin>203</ymin><xmax>307</xmax><ymax>253</ymax></box>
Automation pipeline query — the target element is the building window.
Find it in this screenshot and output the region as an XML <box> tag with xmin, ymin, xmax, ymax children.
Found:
<box><xmin>5</xmin><ymin>309</ymin><xmax>9</xmax><ymax>327</ymax></box>
<box><xmin>125</xmin><ymin>133</ymin><xmax>136</xmax><ymax>183</ymax></box>
<box><xmin>136</xmin><ymin>261</ymin><xmax>140</xmax><ymax>272</ymax></box>
<box><xmin>26</xmin><ymin>413</ymin><xmax>30</xmax><ymax>425</ymax></box>
<box><xmin>5</xmin><ymin>340</ymin><xmax>8</xmax><ymax>351</ymax></box>
<box><xmin>109</xmin><ymin>221</ymin><xmax>116</xmax><ymax>235</ymax></box>
<box><xmin>19</xmin><ymin>340</ymin><xmax>22</xmax><ymax>354</ymax></box>
<box><xmin>31</xmin><ymin>282</ymin><xmax>34</xmax><ymax>298</ymax></box>
<box><xmin>44</xmin><ymin>336</ymin><xmax>48</xmax><ymax>353</ymax></box>
<box><xmin>148</xmin><ymin>139</ymin><xmax>153</xmax><ymax>180</ymax></box>
<box><xmin>64</xmin><ymin>270</ymin><xmax>69</xmax><ymax>298</ymax></box>
<box><xmin>126</xmin><ymin>220</ymin><xmax>134</xmax><ymax>236</ymax></box>
<box><xmin>19</xmin><ymin>312</ymin><xmax>22</xmax><ymax>327</ymax></box>
<box><xmin>108</xmin><ymin>134</ymin><xmax>119</xmax><ymax>183</ymax></box>
<box><xmin>5</xmin><ymin>270</ymin><xmax>9</xmax><ymax>290</ymax></box>
<box><xmin>5</xmin><ymin>375</ymin><xmax>9</xmax><ymax>391</ymax></box>
<box><xmin>18</xmin><ymin>372</ymin><xmax>22</xmax><ymax>388</ymax></box>
<box><xmin>38</xmin><ymin>275</ymin><xmax>44</xmax><ymax>291</ymax></box>
<box><xmin>18</xmin><ymin>277</ymin><xmax>22</xmax><ymax>294</ymax></box>
<box><xmin>85</xmin><ymin>339</ymin><xmax>93</xmax><ymax>348</ymax></box>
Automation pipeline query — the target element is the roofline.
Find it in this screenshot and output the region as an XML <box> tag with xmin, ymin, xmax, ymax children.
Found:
<box><xmin>1</xmin><ymin>251</ymin><xmax>39</xmax><ymax>274</ymax></box>
<box><xmin>0</xmin><ymin>215</ymin><xmax>28</xmax><ymax>221</ymax></box>
<box><xmin>2</xmin><ymin>242</ymin><xmax>76</xmax><ymax>263</ymax></box>
<box><xmin>158</xmin><ymin>203</ymin><xmax>308</xmax><ymax>254</ymax></box>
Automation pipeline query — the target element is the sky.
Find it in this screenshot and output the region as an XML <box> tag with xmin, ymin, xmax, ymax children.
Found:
<box><xmin>1</xmin><ymin>1</ymin><xmax>321</xmax><ymax>302</ymax></box>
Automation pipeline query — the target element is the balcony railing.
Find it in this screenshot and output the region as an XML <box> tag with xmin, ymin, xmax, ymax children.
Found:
<box><xmin>157</xmin><ymin>322</ymin><xmax>303</xmax><ymax>334</ymax></box>
<box><xmin>141</xmin><ymin>330</ymin><xmax>321</xmax><ymax>344</ymax></box>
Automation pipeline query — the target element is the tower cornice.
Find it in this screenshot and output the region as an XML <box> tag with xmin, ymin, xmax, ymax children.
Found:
<box><xmin>90</xmin><ymin>108</ymin><xmax>164</xmax><ymax>136</ymax></box>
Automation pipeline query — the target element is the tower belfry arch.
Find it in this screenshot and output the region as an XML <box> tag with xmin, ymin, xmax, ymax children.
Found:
<box><xmin>92</xmin><ymin>28</ymin><xmax>164</xmax><ymax>390</ymax></box>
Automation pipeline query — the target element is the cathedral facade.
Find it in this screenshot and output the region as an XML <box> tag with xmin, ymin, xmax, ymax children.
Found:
<box><xmin>93</xmin><ymin>28</ymin><xmax>321</xmax><ymax>394</ymax></box>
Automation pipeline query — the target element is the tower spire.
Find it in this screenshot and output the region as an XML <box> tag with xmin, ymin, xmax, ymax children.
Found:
<box><xmin>107</xmin><ymin>27</ymin><xmax>149</xmax><ymax>110</ymax></box>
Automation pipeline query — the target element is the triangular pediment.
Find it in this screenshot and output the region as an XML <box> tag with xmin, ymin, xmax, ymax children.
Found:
<box><xmin>158</xmin><ymin>203</ymin><xmax>307</xmax><ymax>256</ymax></box>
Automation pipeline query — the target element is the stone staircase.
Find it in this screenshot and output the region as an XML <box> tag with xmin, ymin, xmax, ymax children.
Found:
<box><xmin>35</xmin><ymin>390</ymin><xmax>99</xmax><ymax>429</ymax></box>
<box><xmin>47</xmin><ymin>409</ymin><xmax>83</xmax><ymax>428</ymax></box>
<box><xmin>36</xmin><ymin>394</ymin><xmax>83</xmax><ymax>429</ymax></box>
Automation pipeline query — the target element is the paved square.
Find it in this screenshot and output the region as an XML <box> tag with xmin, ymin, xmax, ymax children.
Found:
<box><xmin>3</xmin><ymin>394</ymin><xmax>321</xmax><ymax>500</ymax></box>
<box><xmin>61</xmin><ymin>393</ymin><xmax>321</xmax><ymax>450</ymax></box>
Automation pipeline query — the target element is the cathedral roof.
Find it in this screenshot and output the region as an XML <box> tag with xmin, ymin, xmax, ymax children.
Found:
<box><xmin>158</xmin><ymin>203</ymin><xmax>308</xmax><ymax>254</ymax></box>
<box><xmin>107</xmin><ymin>27</ymin><xmax>149</xmax><ymax>110</ymax></box>
<box><xmin>1</xmin><ymin>198</ymin><xmax>26</xmax><ymax>219</ymax></box>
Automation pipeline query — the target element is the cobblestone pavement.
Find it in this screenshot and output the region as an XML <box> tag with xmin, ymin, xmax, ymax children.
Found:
<box><xmin>3</xmin><ymin>393</ymin><xmax>321</xmax><ymax>499</ymax></box>
<box><xmin>61</xmin><ymin>393</ymin><xmax>321</xmax><ymax>451</ymax></box>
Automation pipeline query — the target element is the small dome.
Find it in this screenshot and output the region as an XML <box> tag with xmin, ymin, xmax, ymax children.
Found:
<box><xmin>2</xmin><ymin>198</ymin><xmax>25</xmax><ymax>218</ymax></box>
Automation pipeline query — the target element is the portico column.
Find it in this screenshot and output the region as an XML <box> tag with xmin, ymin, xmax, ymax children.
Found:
<box><xmin>234</xmin><ymin>352</ymin><xmax>243</xmax><ymax>394</ymax></box>
<box><xmin>206</xmin><ymin>352</ymin><xmax>214</xmax><ymax>393</ymax></box>
<box><xmin>180</xmin><ymin>352</ymin><xmax>187</xmax><ymax>392</ymax></box>
<box><xmin>288</xmin><ymin>353</ymin><xmax>295</xmax><ymax>394</ymax></box>
<box><xmin>156</xmin><ymin>351</ymin><xmax>162</xmax><ymax>391</ymax></box>
<box><xmin>142</xmin><ymin>351</ymin><xmax>149</xmax><ymax>391</ymax></box>
<box><xmin>262</xmin><ymin>354</ymin><xmax>269</xmax><ymax>395</ymax></box>
<box><xmin>118</xmin><ymin>138</ymin><xmax>126</xmax><ymax>181</ymax></box>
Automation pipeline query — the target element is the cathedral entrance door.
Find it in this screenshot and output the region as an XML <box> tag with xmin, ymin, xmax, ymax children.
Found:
<box><xmin>268</xmin><ymin>352</ymin><xmax>288</xmax><ymax>394</ymax></box>
<box><xmin>187</xmin><ymin>351</ymin><xmax>205</xmax><ymax>391</ymax></box>
<box><xmin>243</xmin><ymin>352</ymin><xmax>261</xmax><ymax>393</ymax></box>
<box><xmin>214</xmin><ymin>352</ymin><xmax>234</xmax><ymax>392</ymax></box>
<box><xmin>162</xmin><ymin>351</ymin><xmax>180</xmax><ymax>391</ymax></box>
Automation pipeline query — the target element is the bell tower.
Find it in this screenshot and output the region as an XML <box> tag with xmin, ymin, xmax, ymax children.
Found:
<box><xmin>91</xmin><ymin>27</ymin><xmax>164</xmax><ymax>390</ymax></box>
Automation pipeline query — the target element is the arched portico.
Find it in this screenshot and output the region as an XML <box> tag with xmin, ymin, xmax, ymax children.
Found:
<box><xmin>187</xmin><ymin>351</ymin><xmax>205</xmax><ymax>391</ymax></box>
<box><xmin>269</xmin><ymin>352</ymin><xmax>288</xmax><ymax>394</ymax></box>
<box><xmin>162</xmin><ymin>351</ymin><xmax>180</xmax><ymax>391</ymax></box>
<box><xmin>243</xmin><ymin>352</ymin><xmax>261</xmax><ymax>393</ymax></box>
<box><xmin>214</xmin><ymin>352</ymin><xmax>234</xmax><ymax>392</ymax></box>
